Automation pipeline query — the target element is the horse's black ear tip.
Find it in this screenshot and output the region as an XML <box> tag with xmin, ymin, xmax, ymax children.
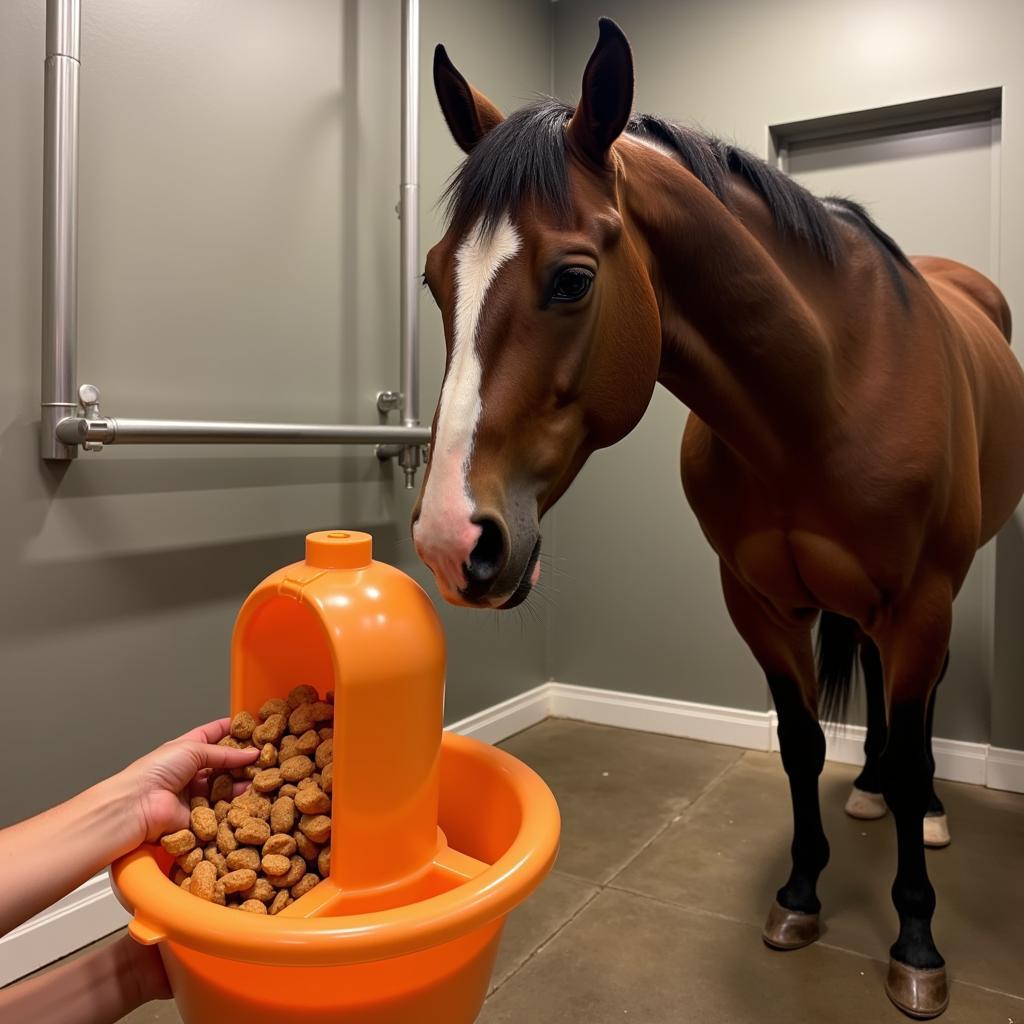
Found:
<box><xmin>597</xmin><ymin>17</ymin><xmax>629</xmax><ymax>48</ymax></box>
<box><xmin>434</xmin><ymin>44</ymin><xmax>450</xmax><ymax>70</ymax></box>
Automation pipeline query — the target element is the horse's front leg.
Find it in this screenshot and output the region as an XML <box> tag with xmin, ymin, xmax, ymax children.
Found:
<box><xmin>719</xmin><ymin>563</ymin><xmax>828</xmax><ymax>949</ymax></box>
<box><xmin>875</xmin><ymin>579</ymin><xmax>952</xmax><ymax>1019</ymax></box>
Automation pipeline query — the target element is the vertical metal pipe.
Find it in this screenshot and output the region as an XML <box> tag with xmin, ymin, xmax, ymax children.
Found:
<box><xmin>399</xmin><ymin>0</ymin><xmax>420</xmax><ymax>430</ymax></box>
<box><xmin>41</xmin><ymin>0</ymin><xmax>81</xmax><ymax>460</ymax></box>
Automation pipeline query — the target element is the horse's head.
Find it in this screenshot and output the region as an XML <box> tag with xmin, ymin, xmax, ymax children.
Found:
<box><xmin>413</xmin><ymin>20</ymin><xmax>660</xmax><ymax>608</ymax></box>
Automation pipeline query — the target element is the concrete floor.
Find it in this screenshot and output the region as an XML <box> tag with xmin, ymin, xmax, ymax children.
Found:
<box><xmin>38</xmin><ymin>720</ymin><xmax>1024</xmax><ymax>1022</ymax></box>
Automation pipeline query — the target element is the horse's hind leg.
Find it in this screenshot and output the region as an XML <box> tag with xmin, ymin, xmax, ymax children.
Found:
<box><xmin>876</xmin><ymin>580</ymin><xmax>952</xmax><ymax>1019</ymax></box>
<box><xmin>846</xmin><ymin>645</ymin><xmax>952</xmax><ymax>847</ymax></box>
<box><xmin>718</xmin><ymin>563</ymin><xmax>828</xmax><ymax>950</ymax></box>
<box><xmin>845</xmin><ymin>640</ymin><xmax>889</xmax><ymax>819</ymax></box>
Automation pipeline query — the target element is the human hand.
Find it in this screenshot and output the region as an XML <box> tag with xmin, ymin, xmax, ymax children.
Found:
<box><xmin>118</xmin><ymin>718</ymin><xmax>258</xmax><ymax>845</ymax></box>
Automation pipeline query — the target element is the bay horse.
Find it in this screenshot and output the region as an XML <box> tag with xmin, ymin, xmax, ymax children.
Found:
<box><xmin>411</xmin><ymin>19</ymin><xmax>1024</xmax><ymax>1019</ymax></box>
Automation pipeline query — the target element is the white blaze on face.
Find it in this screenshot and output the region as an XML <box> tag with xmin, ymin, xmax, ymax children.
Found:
<box><xmin>414</xmin><ymin>213</ymin><xmax>521</xmax><ymax>595</ymax></box>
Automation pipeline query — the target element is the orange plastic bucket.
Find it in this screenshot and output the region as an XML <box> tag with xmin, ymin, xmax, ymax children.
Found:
<box><xmin>111</xmin><ymin>531</ymin><xmax>560</xmax><ymax>1024</ymax></box>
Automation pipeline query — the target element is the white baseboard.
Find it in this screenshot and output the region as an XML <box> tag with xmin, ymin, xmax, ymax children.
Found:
<box><xmin>986</xmin><ymin>745</ymin><xmax>1024</xmax><ymax>793</ymax></box>
<box><xmin>5</xmin><ymin>680</ymin><xmax>1021</xmax><ymax>988</ymax></box>
<box><xmin>547</xmin><ymin>682</ymin><xmax>775</xmax><ymax>752</ymax></box>
<box><xmin>445</xmin><ymin>684</ymin><xmax>551</xmax><ymax>744</ymax></box>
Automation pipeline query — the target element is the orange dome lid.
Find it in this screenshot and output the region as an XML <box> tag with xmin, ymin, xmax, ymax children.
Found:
<box><xmin>305</xmin><ymin>530</ymin><xmax>372</xmax><ymax>569</ymax></box>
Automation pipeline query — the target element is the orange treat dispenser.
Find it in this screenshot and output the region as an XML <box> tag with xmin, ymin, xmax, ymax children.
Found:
<box><xmin>111</xmin><ymin>530</ymin><xmax>560</xmax><ymax>1023</ymax></box>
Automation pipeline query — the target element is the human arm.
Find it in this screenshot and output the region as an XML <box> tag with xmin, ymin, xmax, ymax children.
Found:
<box><xmin>0</xmin><ymin>718</ymin><xmax>258</xmax><ymax>938</ymax></box>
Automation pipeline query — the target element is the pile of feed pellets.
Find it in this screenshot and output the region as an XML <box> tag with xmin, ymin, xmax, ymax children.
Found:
<box><xmin>159</xmin><ymin>685</ymin><xmax>334</xmax><ymax>915</ymax></box>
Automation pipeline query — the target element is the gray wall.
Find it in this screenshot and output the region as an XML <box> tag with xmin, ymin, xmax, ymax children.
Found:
<box><xmin>0</xmin><ymin>0</ymin><xmax>551</xmax><ymax>828</ymax></box>
<box><xmin>548</xmin><ymin>0</ymin><xmax>1024</xmax><ymax>745</ymax></box>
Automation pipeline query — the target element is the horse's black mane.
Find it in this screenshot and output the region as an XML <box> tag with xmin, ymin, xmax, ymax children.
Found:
<box><xmin>443</xmin><ymin>99</ymin><xmax>914</xmax><ymax>286</ymax></box>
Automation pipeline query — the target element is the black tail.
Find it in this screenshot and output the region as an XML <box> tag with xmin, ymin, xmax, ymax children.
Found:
<box><xmin>816</xmin><ymin>612</ymin><xmax>860</xmax><ymax>724</ymax></box>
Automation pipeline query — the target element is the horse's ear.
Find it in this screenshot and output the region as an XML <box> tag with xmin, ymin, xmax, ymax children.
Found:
<box><xmin>433</xmin><ymin>44</ymin><xmax>504</xmax><ymax>154</ymax></box>
<box><xmin>568</xmin><ymin>18</ymin><xmax>634</xmax><ymax>166</ymax></box>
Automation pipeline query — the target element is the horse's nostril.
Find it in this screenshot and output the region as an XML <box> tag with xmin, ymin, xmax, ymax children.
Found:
<box><xmin>464</xmin><ymin>518</ymin><xmax>505</xmax><ymax>586</ymax></box>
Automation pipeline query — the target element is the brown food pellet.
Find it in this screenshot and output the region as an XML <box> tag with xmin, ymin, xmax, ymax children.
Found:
<box><xmin>295</xmin><ymin>785</ymin><xmax>330</xmax><ymax>815</ymax></box>
<box><xmin>221</xmin><ymin>869</ymin><xmax>258</xmax><ymax>894</ymax></box>
<box><xmin>263</xmin><ymin>833</ymin><xmax>297</xmax><ymax>857</ymax></box>
<box><xmin>261</xmin><ymin>854</ymin><xmax>291</xmax><ymax>877</ymax></box>
<box><xmin>191</xmin><ymin>860</ymin><xmax>217</xmax><ymax>901</ymax></box>
<box><xmin>293</xmin><ymin>830</ymin><xmax>320</xmax><ymax>861</ymax></box>
<box><xmin>295</xmin><ymin>730</ymin><xmax>320</xmax><ymax>756</ymax></box>
<box><xmin>218</xmin><ymin>735</ymin><xmax>244</xmax><ymax>750</ymax></box>
<box><xmin>230</xmin><ymin>711</ymin><xmax>256</xmax><ymax>740</ymax></box>
<box><xmin>180</xmin><ymin>876</ymin><xmax>192</xmax><ymax>893</ymax></box>
<box><xmin>317</xmin><ymin>847</ymin><xmax>330</xmax><ymax>877</ymax></box>
<box><xmin>226</xmin><ymin>806</ymin><xmax>250</xmax><ymax>829</ymax></box>
<box><xmin>287</xmin><ymin>685</ymin><xmax>319</xmax><ymax>709</ymax></box>
<box><xmin>296</xmin><ymin>777</ymin><xmax>317</xmax><ymax>792</ymax></box>
<box><xmin>269</xmin><ymin>890</ymin><xmax>291</xmax><ymax>915</ymax></box>
<box><xmin>226</xmin><ymin>848</ymin><xmax>260</xmax><ymax>872</ymax></box>
<box><xmin>253</xmin><ymin>768</ymin><xmax>284</xmax><ymax>794</ymax></box>
<box><xmin>280</xmin><ymin>755</ymin><xmax>314</xmax><ymax>783</ymax></box>
<box><xmin>278</xmin><ymin>783</ymin><xmax>299</xmax><ymax>800</ymax></box>
<box><xmin>190</xmin><ymin>806</ymin><xmax>219</xmax><ymax>843</ymax></box>
<box><xmin>318</xmin><ymin>727</ymin><xmax>333</xmax><ymax>741</ymax></box>
<box><xmin>190</xmin><ymin>796</ymin><xmax>210</xmax><ymax>810</ymax></box>
<box><xmin>216</xmin><ymin>821</ymin><xmax>238</xmax><ymax>855</ymax></box>
<box><xmin>271</xmin><ymin>796</ymin><xmax>296</xmax><ymax>834</ymax></box>
<box><xmin>256</xmin><ymin>743</ymin><xmax>277</xmax><ymax>769</ymax></box>
<box><xmin>299</xmin><ymin>815</ymin><xmax>331</xmax><ymax>844</ymax></box>
<box><xmin>160</xmin><ymin>830</ymin><xmax>196</xmax><ymax>857</ymax></box>
<box><xmin>235</xmin><ymin>817</ymin><xmax>271</xmax><ymax>847</ymax></box>
<box><xmin>310</xmin><ymin>702</ymin><xmax>333</xmax><ymax>724</ymax></box>
<box><xmin>232</xmin><ymin>792</ymin><xmax>271</xmax><ymax>820</ymax></box>
<box><xmin>278</xmin><ymin>735</ymin><xmax>299</xmax><ymax>761</ymax></box>
<box><xmin>172</xmin><ymin>868</ymin><xmax>187</xmax><ymax>886</ymax></box>
<box><xmin>321</xmin><ymin>762</ymin><xmax>333</xmax><ymax>795</ymax></box>
<box><xmin>177</xmin><ymin>848</ymin><xmax>203</xmax><ymax>875</ymax></box>
<box><xmin>240</xmin><ymin>899</ymin><xmax>268</xmax><ymax>914</ymax></box>
<box><xmin>209</xmin><ymin>774</ymin><xmax>234</xmax><ymax>804</ymax></box>
<box><xmin>259</xmin><ymin>698</ymin><xmax>289</xmax><ymax>721</ymax></box>
<box><xmin>270</xmin><ymin>856</ymin><xmax>307</xmax><ymax>889</ymax></box>
<box><xmin>213</xmin><ymin>881</ymin><xmax>227</xmax><ymax>906</ymax></box>
<box><xmin>252</xmin><ymin>714</ymin><xmax>287</xmax><ymax>746</ymax></box>
<box><xmin>315</xmin><ymin>739</ymin><xmax>334</xmax><ymax>770</ymax></box>
<box><xmin>214</xmin><ymin>800</ymin><xmax>231</xmax><ymax>822</ymax></box>
<box><xmin>288</xmin><ymin>704</ymin><xmax>318</xmax><ymax>735</ymax></box>
<box><xmin>291</xmin><ymin>873</ymin><xmax>320</xmax><ymax>899</ymax></box>
<box><xmin>205</xmin><ymin>847</ymin><xmax>228</xmax><ymax>877</ymax></box>
<box><xmin>241</xmin><ymin>878</ymin><xmax>275</xmax><ymax>903</ymax></box>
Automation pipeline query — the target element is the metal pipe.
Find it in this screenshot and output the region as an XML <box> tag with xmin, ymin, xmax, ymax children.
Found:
<box><xmin>400</xmin><ymin>0</ymin><xmax>420</xmax><ymax>431</ymax></box>
<box><xmin>40</xmin><ymin>0</ymin><xmax>81</xmax><ymax>460</ymax></box>
<box><xmin>55</xmin><ymin>417</ymin><xmax>431</xmax><ymax>447</ymax></box>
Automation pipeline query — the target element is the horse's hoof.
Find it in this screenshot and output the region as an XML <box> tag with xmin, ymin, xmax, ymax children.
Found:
<box><xmin>762</xmin><ymin>900</ymin><xmax>820</xmax><ymax>950</ymax></box>
<box><xmin>923</xmin><ymin>813</ymin><xmax>951</xmax><ymax>849</ymax></box>
<box><xmin>845</xmin><ymin>786</ymin><xmax>888</xmax><ymax>820</ymax></box>
<box><xmin>885</xmin><ymin>959</ymin><xmax>950</xmax><ymax>1019</ymax></box>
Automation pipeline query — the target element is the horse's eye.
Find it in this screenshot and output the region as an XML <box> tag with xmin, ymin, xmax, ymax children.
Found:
<box><xmin>551</xmin><ymin>267</ymin><xmax>594</xmax><ymax>303</ymax></box>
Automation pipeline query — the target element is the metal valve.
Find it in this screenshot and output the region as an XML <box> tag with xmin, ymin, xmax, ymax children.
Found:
<box><xmin>78</xmin><ymin>384</ymin><xmax>104</xmax><ymax>451</ymax></box>
<box><xmin>375</xmin><ymin>390</ymin><xmax>424</xmax><ymax>489</ymax></box>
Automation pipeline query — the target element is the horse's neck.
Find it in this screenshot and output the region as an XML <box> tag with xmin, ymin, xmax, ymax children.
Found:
<box><xmin>619</xmin><ymin>147</ymin><xmax>838</xmax><ymax>471</ymax></box>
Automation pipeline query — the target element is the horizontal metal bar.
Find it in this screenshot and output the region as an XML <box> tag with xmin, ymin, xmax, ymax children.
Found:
<box><xmin>55</xmin><ymin>416</ymin><xmax>431</xmax><ymax>447</ymax></box>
